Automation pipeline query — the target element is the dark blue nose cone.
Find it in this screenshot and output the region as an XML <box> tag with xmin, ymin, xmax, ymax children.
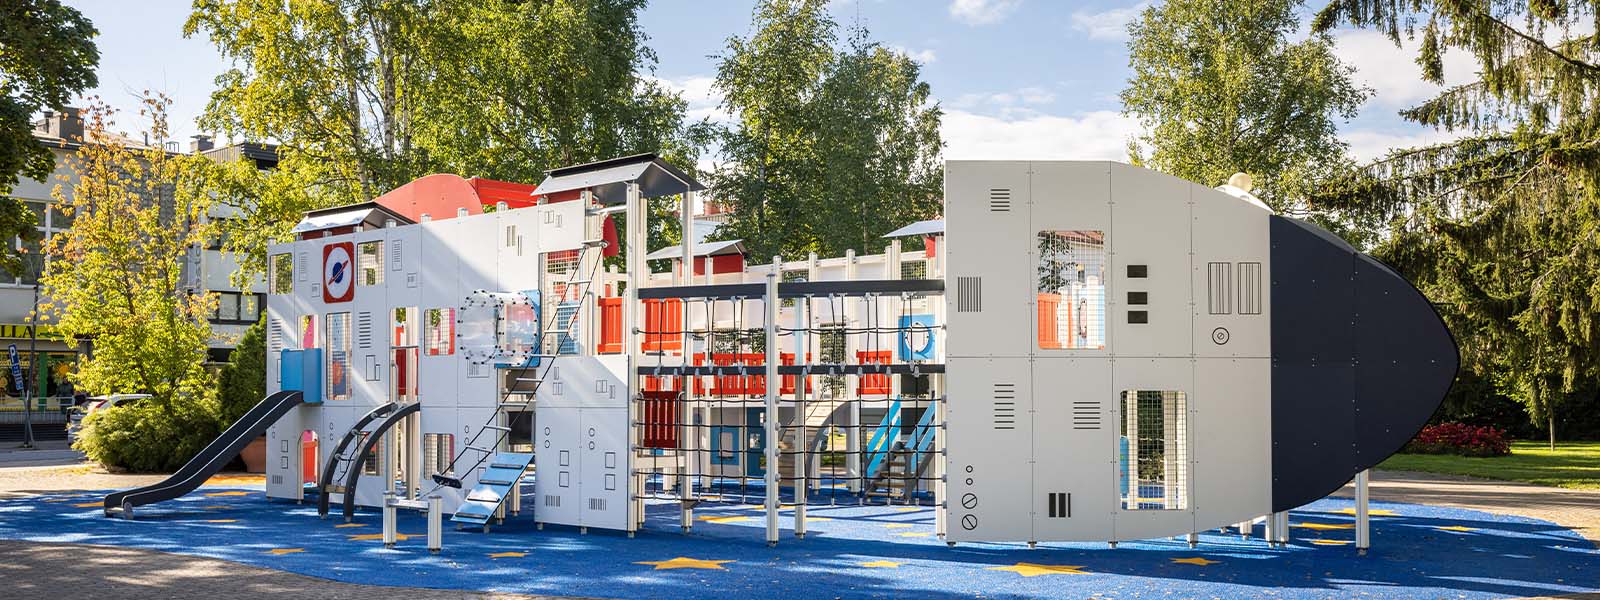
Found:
<box><xmin>1269</xmin><ymin>216</ymin><xmax>1459</xmax><ymax>513</ymax></box>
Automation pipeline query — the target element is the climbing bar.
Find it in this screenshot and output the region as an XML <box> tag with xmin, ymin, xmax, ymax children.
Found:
<box><xmin>636</xmin><ymin>278</ymin><xmax>943</xmax><ymax>300</ymax></box>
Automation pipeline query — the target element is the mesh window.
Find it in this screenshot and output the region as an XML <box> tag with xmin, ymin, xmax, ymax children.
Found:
<box><xmin>424</xmin><ymin>308</ymin><xmax>455</xmax><ymax>355</ymax></box>
<box><xmin>358</xmin><ymin>241</ymin><xmax>384</xmax><ymax>286</ymax></box>
<box><xmin>326</xmin><ymin>313</ymin><xmax>352</xmax><ymax>400</ymax></box>
<box><xmin>1118</xmin><ymin>390</ymin><xmax>1189</xmax><ymax>510</ymax></box>
<box><xmin>270</xmin><ymin>253</ymin><xmax>294</xmax><ymax>294</ymax></box>
<box><xmin>423</xmin><ymin>433</ymin><xmax>454</xmax><ymax>476</ymax></box>
<box><xmin>1036</xmin><ymin>230</ymin><xmax>1106</xmax><ymax>350</ymax></box>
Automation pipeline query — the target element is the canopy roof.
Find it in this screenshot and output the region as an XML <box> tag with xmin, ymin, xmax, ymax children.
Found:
<box><xmin>643</xmin><ymin>239</ymin><xmax>747</xmax><ymax>261</ymax></box>
<box><xmin>292</xmin><ymin>202</ymin><xmax>413</xmax><ymax>235</ymax></box>
<box><xmin>882</xmin><ymin>219</ymin><xmax>945</xmax><ymax>238</ymax></box>
<box><xmin>536</xmin><ymin>153</ymin><xmax>704</xmax><ymax>205</ymax></box>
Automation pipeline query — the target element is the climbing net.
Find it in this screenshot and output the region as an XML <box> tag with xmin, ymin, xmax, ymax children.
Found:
<box><xmin>630</xmin><ymin>282</ymin><xmax>945</xmax><ymax>511</ymax></box>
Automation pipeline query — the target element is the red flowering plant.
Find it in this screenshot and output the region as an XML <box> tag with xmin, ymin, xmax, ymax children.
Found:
<box><xmin>1402</xmin><ymin>423</ymin><xmax>1512</xmax><ymax>457</ymax></box>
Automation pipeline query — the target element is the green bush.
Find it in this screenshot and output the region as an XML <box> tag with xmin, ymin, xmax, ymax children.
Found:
<box><xmin>74</xmin><ymin>396</ymin><xmax>220</xmax><ymax>472</ymax></box>
<box><xmin>218</xmin><ymin>318</ymin><xmax>266</xmax><ymax>427</ymax></box>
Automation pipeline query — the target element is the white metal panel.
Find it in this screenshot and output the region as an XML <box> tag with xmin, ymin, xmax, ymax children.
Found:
<box><xmin>534</xmin><ymin>406</ymin><xmax>582</xmax><ymax>527</ymax></box>
<box><xmin>349</xmin><ymin>228</ymin><xmax>390</xmax><ymax>407</ymax></box>
<box><xmin>533</xmin><ymin>201</ymin><xmax>584</xmax><ymax>253</ymax></box>
<box><xmin>495</xmin><ymin>207</ymin><xmax>542</xmax><ymax>292</ymax></box>
<box><xmin>944</xmin><ymin>356</ymin><xmax>1033</xmax><ymax>542</ymax></box>
<box><xmin>453</xmin><ymin>216</ymin><xmax>499</xmax><ymax>409</ymax></box>
<box><xmin>944</xmin><ymin>161</ymin><xmax>1033</xmax><ymax>358</ymax></box>
<box><xmin>1030</xmin><ymin>356</ymin><xmax>1116</xmax><ymax>541</ymax></box>
<box><xmin>417</xmin><ymin>220</ymin><xmax>460</xmax><ymax>410</ymax></box>
<box><xmin>1029</xmin><ymin>161</ymin><xmax>1114</xmax><ymax>358</ymax></box>
<box><xmin>1192</xmin><ymin>357</ymin><xmax>1272</xmax><ymax>528</ymax></box>
<box><xmin>1190</xmin><ymin>184</ymin><xmax>1272</xmax><ymax>359</ymax></box>
<box><xmin>1109</xmin><ymin>164</ymin><xmax>1192</xmax><ymax>358</ymax></box>
<box><xmin>1107</xmin><ymin>357</ymin><xmax>1195</xmax><ymax>541</ymax></box>
<box><xmin>579</xmin><ymin>407</ymin><xmax>631</xmax><ymax>531</ymax></box>
<box><xmin>264</xmin><ymin>406</ymin><xmax>311</xmax><ymax>500</ymax></box>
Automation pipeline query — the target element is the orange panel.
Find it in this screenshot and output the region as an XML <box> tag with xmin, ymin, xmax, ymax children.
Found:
<box><xmin>856</xmin><ymin>350</ymin><xmax>892</xmax><ymax>396</ymax></box>
<box><xmin>1037</xmin><ymin>292</ymin><xmax>1062</xmax><ymax>349</ymax></box>
<box><xmin>598</xmin><ymin>297</ymin><xmax>623</xmax><ymax>354</ymax></box>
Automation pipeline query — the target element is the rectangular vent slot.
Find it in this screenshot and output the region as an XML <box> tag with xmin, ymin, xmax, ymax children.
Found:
<box><xmin>1128</xmin><ymin>310</ymin><xmax>1148</xmax><ymax>324</ymax></box>
<box><xmin>270</xmin><ymin>475</ymin><xmax>283</xmax><ymax>485</ymax></box>
<box><xmin>1047</xmin><ymin>492</ymin><xmax>1070</xmax><ymax>518</ymax></box>
<box><xmin>993</xmin><ymin>383</ymin><xmax>1016</xmax><ymax>430</ymax></box>
<box><xmin>1127</xmin><ymin>264</ymin><xmax>1148</xmax><ymax>278</ymax></box>
<box><xmin>1127</xmin><ymin>291</ymin><xmax>1148</xmax><ymax>305</ymax></box>
<box><xmin>390</xmin><ymin>240</ymin><xmax>403</xmax><ymax>271</ymax></box>
<box><xmin>1208</xmin><ymin>262</ymin><xmax>1232</xmax><ymax>314</ymax></box>
<box><xmin>268</xmin><ymin>318</ymin><xmax>285</xmax><ymax>351</ymax></box>
<box><xmin>356</xmin><ymin>312</ymin><xmax>373</xmax><ymax>349</ymax></box>
<box><xmin>956</xmin><ymin>276</ymin><xmax>982</xmax><ymax>312</ymax></box>
<box><xmin>1238</xmin><ymin>262</ymin><xmax>1263</xmax><ymax>315</ymax></box>
<box><xmin>544</xmin><ymin>494</ymin><xmax>561</xmax><ymax>507</ymax></box>
<box><xmin>1072</xmin><ymin>400</ymin><xmax>1102</xmax><ymax>430</ymax></box>
<box><xmin>588</xmin><ymin>498</ymin><xmax>607</xmax><ymax>511</ymax></box>
<box><xmin>988</xmin><ymin>188</ymin><xmax>1012</xmax><ymax>212</ymax></box>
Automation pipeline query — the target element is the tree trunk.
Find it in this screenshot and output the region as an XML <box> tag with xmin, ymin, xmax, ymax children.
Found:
<box><xmin>1548</xmin><ymin>413</ymin><xmax>1556</xmax><ymax>450</ymax></box>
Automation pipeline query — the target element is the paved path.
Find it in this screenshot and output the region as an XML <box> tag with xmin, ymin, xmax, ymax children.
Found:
<box><xmin>1338</xmin><ymin>470</ymin><xmax>1600</xmax><ymax>546</ymax></box>
<box><xmin>0</xmin><ymin>440</ymin><xmax>85</xmax><ymax>469</ymax></box>
<box><xmin>0</xmin><ymin>540</ymin><xmax>580</xmax><ymax>600</ymax></box>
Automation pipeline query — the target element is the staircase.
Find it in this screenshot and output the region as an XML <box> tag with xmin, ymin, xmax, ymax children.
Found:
<box><xmin>863</xmin><ymin>399</ymin><xmax>939</xmax><ymax>499</ymax></box>
<box><xmin>777</xmin><ymin>400</ymin><xmax>841</xmax><ymax>486</ymax></box>
<box><xmin>450</xmin><ymin>451</ymin><xmax>535</xmax><ymax>530</ymax></box>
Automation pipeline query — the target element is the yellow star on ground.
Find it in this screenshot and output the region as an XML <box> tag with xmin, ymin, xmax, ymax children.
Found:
<box><xmin>204</xmin><ymin>519</ymin><xmax>238</xmax><ymax>523</ymax></box>
<box><xmin>266</xmin><ymin>548</ymin><xmax>305</xmax><ymax>555</ymax></box>
<box><xmin>1309</xmin><ymin>539</ymin><xmax>1352</xmax><ymax>546</ymax></box>
<box><xmin>1437</xmin><ymin>525</ymin><xmax>1477</xmax><ymax>532</ymax></box>
<box><xmin>1335</xmin><ymin>508</ymin><xmax>1396</xmax><ymax>516</ymax></box>
<box><xmin>1294</xmin><ymin>522</ymin><xmax>1355</xmax><ymax>531</ymax></box>
<box><xmin>883</xmin><ymin>523</ymin><xmax>914</xmax><ymax>529</ymax></box>
<box><xmin>203</xmin><ymin>491</ymin><xmax>251</xmax><ymax>497</ymax></box>
<box><xmin>697</xmin><ymin>515</ymin><xmax>752</xmax><ymax>524</ymax></box>
<box><xmin>1170</xmin><ymin>557</ymin><xmax>1221</xmax><ymax>566</ymax></box>
<box><xmin>489</xmin><ymin>551</ymin><xmax>528</xmax><ymax>559</ymax></box>
<box><xmin>201</xmin><ymin>505</ymin><xmax>231</xmax><ymax>510</ymax></box>
<box><xmin>894</xmin><ymin>506</ymin><xmax>921</xmax><ymax>512</ymax></box>
<box><xmin>807</xmin><ymin>517</ymin><xmax>833</xmax><ymax>522</ymax></box>
<box><xmin>988</xmin><ymin>562</ymin><xmax>1089</xmax><ymax>577</ymax></box>
<box><xmin>859</xmin><ymin>560</ymin><xmax>902</xmax><ymax>568</ymax></box>
<box><xmin>348</xmin><ymin>532</ymin><xmax>416</xmax><ymax>542</ymax></box>
<box><xmin>334</xmin><ymin>523</ymin><xmax>368</xmax><ymax>528</ymax></box>
<box><xmin>635</xmin><ymin>557</ymin><xmax>735</xmax><ymax>570</ymax></box>
<box><xmin>71</xmin><ymin>502</ymin><xmax>101</xmax><ymax>508</ymax></box>
<box><xmin>896</xmin><ymin>532</ymin><xmax>932</xmax><ymax>538</ymax></box>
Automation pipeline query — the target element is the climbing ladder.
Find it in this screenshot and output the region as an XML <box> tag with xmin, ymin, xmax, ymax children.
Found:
<box><xmin>450</xmin><ymin>451</ymin><xmax>535</xmax><ymax>530</ymax></box>
<box><xmin>425</xmin><ymin>237</ymin><xmax>607</xmax><ymax>531</ymax></box>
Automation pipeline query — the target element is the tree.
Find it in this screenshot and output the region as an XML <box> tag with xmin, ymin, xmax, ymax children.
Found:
<box><xmin>1120</xmin><ymin>0</ymin><xmax>1369</xmax><ymax>219</ymax></box>
<box><xmin>39</xmin><ymin>97</ymin><xmax>219</xmax><ymax>412</ymax></box>
<box><xmin>0</xmin><ymin>0</ymin><xmax>99</xmax><ymax>276</ymax></box>
<box><xmin>1311</xmin><ymin>0</ymin><xmax>1600</xmax><ymax>447</ymax></box>
<box><xmin>185</xmin><ymin>0</ymin><xmax>706</xmax><ymax>282</ymax></box>
<box><xmin>710</xmin><ymin>0</ymin><xmax>943</xmax><ymax>260</ymax></box>
<box><xmin>218</xmin><ymin>317</ymin><xmax>265</xmax><ymax>427</ymax></box>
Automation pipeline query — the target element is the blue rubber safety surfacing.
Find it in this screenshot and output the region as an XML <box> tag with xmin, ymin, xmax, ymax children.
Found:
<box><xmin>1</xmin><ymin>485</ymin><xmax>1596</xmax><ymax>600</ymax></box>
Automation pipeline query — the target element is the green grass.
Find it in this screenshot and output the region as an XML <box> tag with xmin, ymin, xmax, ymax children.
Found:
<box><xmin>1378</xmin><ymin>441</ymin><xmax>1600</xmax><ymax>490</ymax></box>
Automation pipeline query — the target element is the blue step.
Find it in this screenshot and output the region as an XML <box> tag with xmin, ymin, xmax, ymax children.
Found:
<box><xmin>450</xmin><ymin>452</ymin><xmax>535</xmax><ymax>528</ymax></box>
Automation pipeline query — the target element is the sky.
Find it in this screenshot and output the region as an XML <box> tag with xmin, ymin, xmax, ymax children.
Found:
<box><xmin>65</xmin><ymin>0</ymin><xmax>1477</xmax><ymax>175</ymax></box>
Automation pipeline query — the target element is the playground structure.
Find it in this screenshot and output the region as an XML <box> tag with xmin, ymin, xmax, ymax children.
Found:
<box><xmin>105</xmin><ymin>155</ymin><xmax>1458</xmax><ymax>552</ymax></box>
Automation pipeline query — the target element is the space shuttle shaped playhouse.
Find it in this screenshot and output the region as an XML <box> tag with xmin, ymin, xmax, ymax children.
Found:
<box><xmin>111</xmin><ymin>154</ymin><xmax>1458</xmax><ymax>548</ymax></box>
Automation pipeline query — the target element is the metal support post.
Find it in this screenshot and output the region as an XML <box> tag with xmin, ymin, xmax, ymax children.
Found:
<box><xmin>510</xmin><ymin>474</ymin><xmax>522</xmax><ymax>516</ymax></box>
<box><xmin>1236</xmin><ymin>519</ymin><xmax>1252</xmax><ymax>539</ymax></box>
<box><xmin>842</xmin><ymin>249</ymin><xmax>861</xmax><ymax>493</ymax></box>
<box><xmin>427</xmin><ymin>494</ymin><xmax>443</xmax><ymax>553</ymax></box>
<box><xmin>679</xmin><ymin>190</ymin><xmax>696</xmax><ymax>532</ymax></box>
<box><xmin>625</xmin><ymin>182</ymin><xmax>645</xmax><ymax>533</ymax></box>
<box><xmin>764</xmin><ymin>264</ymin><xmax>780</xmax><ymax>546</ymax></box>
<box><xmin>382</xmin><ymin>491</ymin><xmax>397</xmax><ymax>548</ymax></box>
<box><xmin>1187</xmin><ymin>532</ymin><xmax>1199</xmax><ymax>548</ymax></box>
<box><xmin>1355</xmin><ymin>469</ymin><xmax>1371</xmax><ymax>555</ymax></box>
<box><xmin>1272</xmin><ymin>511</ymin><xmax>1290</xmax><ymax>546</ymax></box>
<box><xmin>794</xmin><ymin>291</ymin><xmax>809</xmax><ymax>538</ymax></box>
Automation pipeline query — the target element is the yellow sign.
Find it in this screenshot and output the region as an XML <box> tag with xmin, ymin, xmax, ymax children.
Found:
<box><xmin>0</xmin><ymin>324</ymin><xmax>56</xmax><ymax>339</ymax></box>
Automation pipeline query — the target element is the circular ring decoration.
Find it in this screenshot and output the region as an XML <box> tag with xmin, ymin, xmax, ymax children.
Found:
<box><xmin>1210</xmin><ymin>327</ymin><xmax>1230</xmax><ymax>345</ymax></box>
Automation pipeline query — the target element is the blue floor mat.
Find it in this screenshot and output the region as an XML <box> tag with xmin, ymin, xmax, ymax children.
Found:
<box><xmin>1</xmin><ymin>485</ymin><xmax>1595</xmax><ymax>600</ymax></box>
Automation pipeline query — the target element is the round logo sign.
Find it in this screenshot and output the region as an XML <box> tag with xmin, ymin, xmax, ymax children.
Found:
<box><xmin>323</xmin><ymin>242</ymin><xmax>354</xmax><ymax>303</ymax></box>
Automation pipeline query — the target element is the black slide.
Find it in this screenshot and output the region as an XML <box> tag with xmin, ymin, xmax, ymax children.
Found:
<box><xmin>104</xmin><ymin>390</ymin><xmax>305</xmax><ymax>518</ymax></box>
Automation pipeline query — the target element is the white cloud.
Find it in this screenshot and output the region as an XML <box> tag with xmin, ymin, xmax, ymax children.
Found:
<box><xmin>948</xmin><ymin>0</ymin><xmax>1021</xmax><ymax>26</ymax></box>
<box><xmin>1332</xmin><ymin>29</ymin><xmax>1478</xmax><ymax>109</ymax></box>
<box><xmin>890</xmin><ymin>45</ymin><xmax>938</xmax><ymax>64</ymax></box>
<box><xmin>1341</xmin><ymin>127</ymin><xmax>1466</xmax><ymax>162</ymax></box>
<box><xmin>652</xmin><ymin>75</ymin><xmax>726</xmax><ymax>123</ymax></box>
<box><xmin>942</xmin><ymin>109</ymin><xmax>1138</xmax><ymax>161</ymax></box>
<box><xmin>952</xmin><ymin>86</ymin><xmax>1056</xmax><ymax>111</ymax></box>
<box><xmin>1071</xmin><ymin>2</ymin><xmax>1148</xmax><ymax>41</ymax></box>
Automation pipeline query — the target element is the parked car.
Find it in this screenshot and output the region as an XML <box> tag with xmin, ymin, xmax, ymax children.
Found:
<box><xmin>66</xmin><ymin>394</ymin><xmax>152</xmax><ymax>442</ymax></box>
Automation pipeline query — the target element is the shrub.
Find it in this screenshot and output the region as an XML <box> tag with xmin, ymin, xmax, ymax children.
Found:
<box><xmin>218</xmin><ymin>318</ymin><xmax>266</xmax><ymax>428</ymax></box>
<box><xmin>73</xmin><ymin>395</ymin><xmax>221</xmax><ymax>472</ymax></box>
<box><xmin>1403</xmin><ymin>422</ymin><xmax>1512</xmax><ymax>457</ymax></box>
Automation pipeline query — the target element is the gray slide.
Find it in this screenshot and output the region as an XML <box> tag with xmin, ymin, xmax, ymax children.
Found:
<box><xmin>103</xmin><ymin>390</ymin><xmax>304</xmax><ymax>518</ymax></box>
